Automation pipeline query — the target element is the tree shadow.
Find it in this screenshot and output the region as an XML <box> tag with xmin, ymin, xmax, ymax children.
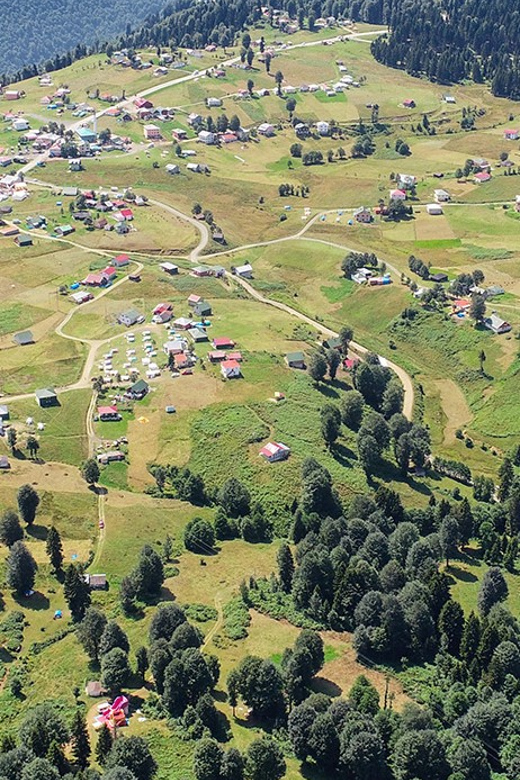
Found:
<box><xmin>301</xmin><ymin>761</ymin><xmax>330</xmax><ymax>780</ymax></box>
<box><xmin>26</xmin><ymin>524</ymin><xmax>48</xmax><ymax>541</ymax></box>
<box><xmin>14</xmin><ymin>591</ymin><xmax>50</xmax><ymax>610</ymax></box>
<box><xmin>311</xmin><ymin>677</ymin><xmax>342</xmax><ymax>698</ymax></box>
<box><xmin>315</xmin><ymin>383</ymin><xmax>340</xmax><ymax>400</ymax></box>
<box><xmin>332</xmin><ymin>443</ymin><xmax>357</xmax><ymax>467</ymax></box>
<box><xmin>446</xmin><ymin>565</ymin><xmax>478</xmax><ymax>583</ymax></box>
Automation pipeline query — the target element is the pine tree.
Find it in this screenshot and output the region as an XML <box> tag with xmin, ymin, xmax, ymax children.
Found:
<box><xmin>46</xmin><ymin>526</ymin><xmax>63</xmax><ymax>572</ymax></box>
<box><xmin>277</xmin><ymin>543</ymin><xmax>295</xmax><ymax>593</ymax></box>
<box><xmin>460</xmin><ymin>611</ymin><xmax>481</xmax><ymax>664</ymax></box>
<box><xmin>46</xmin><ymin>740</ymin><xmax>67</xmax><ymax>775</ymax></box>
<box><xmin>136</xmin><ymin>646</ymin><xmax>148</xmax><ymax>681</ymax></box>
<box><xmin>6</xmin><ymin>541</ymin><xmax>37</xmax><ymax>594</ymax></box>
<box><xmin>455</xmin><ymin>498</ymin><xmax>473</xmax><ymax>548</ymax></box>
<box><xmin>64</xmin><ymin>565</ymin><xmax>91</xmax><ymax>622</ymax></box>
<box><xmin>95</xmin><ymin>724</ymin><xmax>112</xmax><ymax>765</ymax></box>
<box><xmin>17</xmin><ymin>484</ymin><xmax>40</xmax><ymax>526</ymax></box>
<box><xmin>70</xmin><ymin>710</ymin><xmax>90</xmax><ymax>769</ymax></box>
<box><xmin>438</xmin><ymin>600</ymin><xmax>464</xmax><ymax>656</ymax></box>
<box><xmin>498</xmin><ymin>458</ymin><xmax>514</xmax><ymax>502</ymax></box>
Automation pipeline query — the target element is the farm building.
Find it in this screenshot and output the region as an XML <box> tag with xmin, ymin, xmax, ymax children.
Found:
<box><xmin>285</xmin><ymin>351</ymin><xmax>305</xmax><ymax>369</ymax></box>
<box><xmin>402</xmin><ymin>98</ymin><xmax>415</xmax><ymax>108</ymax></box>
<box><xmin>71</xmin><ymin>291</ymin><xmax>93</xmax><ymax>304</ymax></box>
<box><xmin>206</xmin><ymin>97</ymin><xmax>222</xmax><ymax>107</ymax></box>
<box><xmin>474</xmin><ymin>172</ymin><xmax>491</xmax><ymax>184</ymax></box>
<box><xmin>188</xmin><ymin>327</ymin><xmax>208</xmax><ymax>342</ymax></box>
<box><xmin>234</xmin><ymin>263</ymin><xmax>253</xmax><ymax>278</ymax></box>
<box><xmin>198</xmin><ymin>130</ymin><xmax>215</xmax><ymax>144</ymax></box>
<box><xmin>165</xmin><ymin>164</ymin><xmax>180</xmax><ymax>175</ymax></box>
<box><xmin>114</xmin><ymin>254</ymin><xmax>130</xmax><ymax>267</ymax></box>
<box><xmin>429</xmin><ymin>272</ymin><xmax>448</xmax><ymax>283</ymax></box>
<box><xmin>35</xmin><ymin>387</ymin><xmax>59</xmax><ymax>408</ymax></box>
<box><xmin>221</xmin><ymin>359</ymin><xmax>241</xmax><ymax>379</ymax></box>
<box><xmin>434</xmin><ymin>189</ymin><xmax>450</xmax><ymax>203</ymax></box>
<box><xmin>426</xmin><ymin>203</ymin><xmax>443</xmax><ymax>215</ymax></box>
<box><xmin>14</xmin><ymin>234</ymin><xmax>32</xmax><ymax>247</ymax></box>
<box><xmin>97</xmin><ymin>450</ymin><xmax>125</xmax><ymax>464</ymax></box>
<box><xmin>484</xmin><ymin>313</ymin><xmax>512</xmax><ymax>334</ymax></box>
<box><xmin>259</xmin><ymin>441</ymin><xmax>291</xmax><ymax>462</ymax></box>
<box><xmin>160</xmin><ymin>262</ymin><xmax>179</xmax><ymax>274</ymax></box>
<box><xmin>85</xmin><ymin>574</ymin><xmax>107</xmax><ymax>590</ymax></box>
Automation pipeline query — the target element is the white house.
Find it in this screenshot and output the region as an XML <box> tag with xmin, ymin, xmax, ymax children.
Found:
<box><xmin>187</xmin><ymin>162</ymin><xmax>201</xmax><ymax>173</ymax></box>
<box><xmin>484</xmin><ymin>312</ymin><xmax>512</xmax><ymax>335</ymax></box>
<box><xmin>143</xmin><ymin>124</ymin><xmax>161</xmax><ymax>140</ymax></box>
<box><xmin>234</xmin><ymin>263</ymin><xmax>253</xmax><ymax>278</ymax></box>
<box><xmin>221</xmin><ymin>359</ymin><xmax>241</xmax><ymax>379</ymax></box>
<box><xmin>12</xmin><ymin>118</ymin><xmax>29</xmax><ymax>132</ymax></box>
<box><xmin>206</xmin><ymin>97</ymin><xmax>222</xmax><ymax>108</ymax></box>
<box><xmin>165</xmin><ymin>163</ymin><xmax>180</xmax><ymax>174</ymax></box>
<box><xmin>258</xmin><ymin>122</ymin><xmax>275</xmax><ymax>137</ymax></box>
<box><xmin>198</xmin><ymin>130</ymin><xmax>215</xmax><ymax>145</ymax></box>
<box><xmin>188</xmin><ymin>113</ymin><xmax>202</xmax><ymax>126</ymax></box>
<box><xmin>434</xmin><ymin>188</ymin><xmax>450</xmax><ymax>203</ymax></box>
<box><xmin>426</xmin><ymin>203</ymin><xmax>443</xmax><ymax>215</ymax></box>
<box><xmin>389</xmin><ymin>189</ymin><xmax>406</xmax><ymax>201</ymax></box>
<box><xmin>316</xmin><ymin>121</ymin><xmax>330</xmax><ymax>136</ymax></box>
<box><xmin>396</xmin><ymin>174</ymin><xmax>416</xmax><ymax>189</ymax></box>
<box><xmin>259</xmin><ymin>441</ymin><xmax>291</xmax><ymax>462</ymax></box>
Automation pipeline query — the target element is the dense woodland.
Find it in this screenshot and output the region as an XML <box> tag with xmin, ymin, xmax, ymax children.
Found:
<box><xmin>0</xmin><ymin>0</ymin><xmax>168</xmax><ymax>76</ymax></box>
<box><xmin>371</xmin><ymin>0</ymin><xmax>520</xmax><ymax>100</ymax></box>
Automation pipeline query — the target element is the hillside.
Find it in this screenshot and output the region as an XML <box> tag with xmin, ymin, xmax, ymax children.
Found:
<box><xmin>0</xmin><ymin>0</ymin><xmax>170</xmax><ymax>75</ymax></box>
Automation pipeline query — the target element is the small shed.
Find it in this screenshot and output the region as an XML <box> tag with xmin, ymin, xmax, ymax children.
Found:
<box><xmin>194</xmin><ymin>300</ymin><xmax>212</xmax><ymax>317</ymax></box>
<box><xmin>285</xmin><ymin>351</ymin><xmax>305</xmax><ymax>369</ymax></box>
<box><xmin>13</xmin><ymin>330</ymin><xmax>34</xmax><ymax>346</ymax></box>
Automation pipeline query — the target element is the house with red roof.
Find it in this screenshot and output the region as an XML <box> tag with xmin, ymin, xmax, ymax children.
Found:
<box><xmin>134</xmin><ymin>98</ymin><xmax>153</xmax><ymax>109</ymax></box>
<box><xmin>221</xmin><ymin>359</ymin><xmax>241</xmax><ymax>378</ymax></box>
<box><xmin>82</xmin><ymin>272</ymin><xmax>109</xmax><ymax>287</ymax></box>
<box><xmin>97</xmin><ymin>405</ymin><xmax>121</xmax><ymax>421</ymax></box>
<box><xmin>120</xmin><ymin>208</ymin><xmax>134</xmax><ymax>220</ymax></box>
<box><xmin>213</xmin><ymin>337</ymin><xmax>235</xmax><ymax>349</ymax></box>
<box><xmin>504</xmin><ymin>129</ymin><xmax>519</xmax><ymax>141</ymax></box>
<box><xmin>103</xmin><ymin>266</ymin><xmax>117</xmax><ymax>280</ymax></box>
<box><xmin>188</xmin><ymin>294</ymin><xmax>202</xmax><ymax>307</ymax></box>
<box><xmin>402</xmin><ymin>98</ymin><xmax>416</xmax><ymax>108</ymax></box>
<box><xmin>474</xmin><ymin>172</ymin><xmax>491</xmax><ymax>184</ymax></box>
<box><xmin>259</xmin><ymin>441</ymin><xmax>291</xmax><ymax>462</ymax></box>
<box><xmin>114</xmin><ymin>254</ymin><xmax>130</xmax><ymax>267</ymax></box>
<box><xmin>208</xmin><ymin>350</ymin><xmax>226</xmax><ymax>362</ymax></box>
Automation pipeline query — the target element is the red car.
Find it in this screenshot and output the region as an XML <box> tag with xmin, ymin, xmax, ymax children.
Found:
<box><xmin>98</xmin><ymin>520</ymin><xmax>105</xmax><ymax>529</ymax></box>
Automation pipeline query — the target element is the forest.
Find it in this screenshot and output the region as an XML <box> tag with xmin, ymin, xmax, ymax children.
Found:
<box><xmin>0</xmin><ymin>0</ymin><xmax>168</xmax><ymax>75</ymax></box>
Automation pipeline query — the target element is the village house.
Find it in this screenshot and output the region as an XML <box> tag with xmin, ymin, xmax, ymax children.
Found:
<box><xmin>426</xmin><ymin>203</ymin><xmax>443</xmax><ymax>215</ymax></box>
<box><xmin>472</xmin><ymin>157</ymin><xmax>490</xmax><ymax>171</ymax></box>
<box><xmin>76</xmin><ymin>127</ymin><xmax>97</xmax><ymax>145</ymax></box>
<box><xmin>353</xmin><ymin>206</ymin><xmax>372</xmax><ymax>223</ymax></box>
<box><xmin>351</xmin><ymin>268</ymin><xmax>373</xmax><ymax>285</ymax></box>
<box><xmin>194</xmin><ymin>300</ymin><xmax>212</xmax><ymax>317</ymax></box>
<box><xmin>198</xmin><ymin>130</ymin><xmax>215</xmax><ymax>145</ymax></box>
<box><xmin>206</xmin><ymin>97</ymin><xmax>222</xmax><ymax>108</ymax></box>
<box><xmin>221</xmin><ymin>359</ymin><xmax>241</xmax><ymax>379</ymax></box>
<box><xmin>172</xmin><ymin>128</ymin><xmax>187</xmax><ymax>141</ymax></box>
<box><xmin>0</xmin><ymin>405</ymin><xmax>9</xmax><ymax>421</ymax></box>
<box><xmin>55</xmin><ymin>224</ymin><xmax>75</xmax><ymax>236</ymax></box>
<box><xmin>192</xmin><ymin>266</ymin><xmax>213</xmax><ymax>277</ymax></box>
<box><xmin>163</xmin><ymin>339</ymin><xmax>187</xmax><ymax>355</ymax></box>
<box><xmin>12</xmin><ymin>118</ymin><xmax>29</xmax><ymax>132</ymax></box>
<box><xmin>188</xmin><ymin>113</ymin><xmax>202</xmax><ymax>126</ymax></box>
<box><xmin>484</xmin><ymin>312</ymin><xmax>512</xmax><ymax>335</ymax></box>
<box><xmin>188</xmin><ymin>327</ymin><xmax>208</xmax><ymax>342</ymax></box>
<box><xmin>390</xmin><ymin>189</ymin><xmax>407</xmax><ymax>201</ymax></box>
<box><xmin>504</xmin><ymin>129</ymin><xmax>519</xmax><ymax>141</ymax></box>
<box><xmin>474</xmin><ymin>171</ymin><xmax>491</xmax><ymax>184</ymax></box>
<box><xmin>396</xmin><ymin>174</ymin><xmax>416</xmax><ymax>190</ymax></box>
<box><xmin>114</xmin><ymin>254</ymin><xmax>130</xmax><ymax>268</ymax></box>
<box><xmin>4</xmin><ymin>90</ymin><xmax>22</xmax><ymax>100</ymax></box>
<box><xmin>35</xmin><ymin>387</ymin><xmax>59</xmax><ymax>408</ymax></box>
<box><xmin>15</xmin><ymin>235</ymin><xmax>33</xmax><ymax>247</ymax></box>
<box><xmin>187</xmin><ymin>162</ymin><xmax>202</xmax><ymax>173</ymax></box>
<box><xmin>134</xmin><ymin>98</ymin><xmax>153</xmax><ymax>110</ymax></box>
<box><xmin>429</xmin><ymin>272</ymin><xmax>448</xmax><ymax>283</ymax></box>
<box><xmin>173</xmin><ymin>352</ymin><xmax>192</xmax><ymax>371</ymax></box>
<box><xmin>259</xmin><ymin>441</ymin><xmax>291</xmax><ymax>462</ymax></box>
<box><xmin>258</xmin><ymin>122</ymin><xmax>275</xmax><ymax>137</ymax></box>
<box><xmin>118</xmin><ymin>309</ymin><xmax>142</xmax><ymax>328</ymax></box>
<box><xmin>97</xmin><ymin>405</ymin><xmax>121</xmax><ymax>422</ymax></box>
<box><xmin>165</xmin><ymin>164</ymin><xmax>180</xmax><ymax>175</ymax></box>
<box><xmin>316</xmin><ymin>121</ymin><xmax>330</xmax><ymax>136</ymax></box>
<box><xmin>71</xmin><ymin>290</ymin><xmax>93</xmax><ymax>304</ymax></box>
<box><xmin>285</xmin><ymin>351</ymin><xmax>305</xmax><ymax>369</ymax></box>
<box><xmin>213</xmin><ymin>337</ymin><xmax>235</xmax><ymax>350</ymax></box>
<box><xmin>144</xmin><ymin>124</ymin><xmax>161</xmax><ymax>140</ymax></box>
<box><xmin>173</xmin><ymin>317</ymin><xmax>193</xmax><ymax>330</ymax></box>
<box><xmin>402</xmin><ymin>98</ymin><xmax>416</xmax><ymax>108</ymax></box>
<box><xmin>0</xmin><ymin>456</ymin><xmax>10</xmax><ymax>470</ymax></box>
<box><xmin>97</xmin><ymin>451</ymin><xmax>125</xmax><ymax>464</ymax></box>
<box><xmin>127</xmin><ymin>379</ymin><xmax>149</xmax><ymax>400</ymax></box>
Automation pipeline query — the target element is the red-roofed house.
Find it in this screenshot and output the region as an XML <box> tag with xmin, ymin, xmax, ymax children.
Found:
<box><xmin>453</xmin><ymin>298</ymin><xmax>471</xmax><ymax>311</ymax></box>
<box><xmin>103</xmin><ymin>266</ymin><xmax>117</xmax><ymax>280</ymax></box>
<box><xmin>174</xmin><ymin>352</ymin><xmax>191</xmax><ymax>370</ymax></box>
<box><xmin>390</xmin><ymin>189</ymin><xmax>406</xmax><ymax>201</ymax></box>
<box><xmin>403</xmin><ymin>98</ymin><xmax>415</xmax><ymax>108</ymax></box>
<box><xmin>114</xmin><ymin>254</ymin><xmax>130</xmax><ymax>267</ymax></box>
<box><xmin>188</xmin><ymin>294</ymin><xmax>202</xmax><ymax>307</ymax></box>
<box><xmin>474</xmin><ymin>172</ymin><xmax>491</xmax><ymax>183</ymax></box>
<box><xmin>83</xmin><ymin>273</ymin><xmax>108</xmax><ymax>287</ymax></box>
<box><xmin>208</xmin><ymin>350</ymin><xmax>226</xmax><ymax>362</ymax></box>
<box><xmin>221</xmin><ymin>132</ymin><xmax>238</xmax><ymax>144</ymax></box>
<box><xmin>221</xmin><ymin>359</ymin><xmax>241</xmax><ymax>378</ymax></box>
<box><xmin>504</xmin><ymin>129</ymin><xmax>519</xmax><ymax>141</ymax></box>
<box><xmin>134</xmin><ymin>98</ymin><xmax>153</xmax><ymax>109</ymax></box>
<box><xmin>227</xmin><ymin>351</ymin><xmax>243</xmax><ymax>362</ymax></box>
<box><xmin>97</xmin><ymin>405</ymin><xmax>121</xmax><ymax>421</ymax></box>
<box><xmin>120</xmin><ymin>208</ymin><xmax>134</xmax><ymax>220</ymax></box>
<box><xmin>259</xmin><ymin>441</ymin><xmax>291</xmax><ymax>462</ymax></box>
<box><xmin>153</xmin><ymin>302</ymin><xmax>172</xmax><ymax>315</ymax></box>
<box><xmin>213</xmin><ymin>337</ymin><xmax>235</xmax><ymax>349</ymax></box>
